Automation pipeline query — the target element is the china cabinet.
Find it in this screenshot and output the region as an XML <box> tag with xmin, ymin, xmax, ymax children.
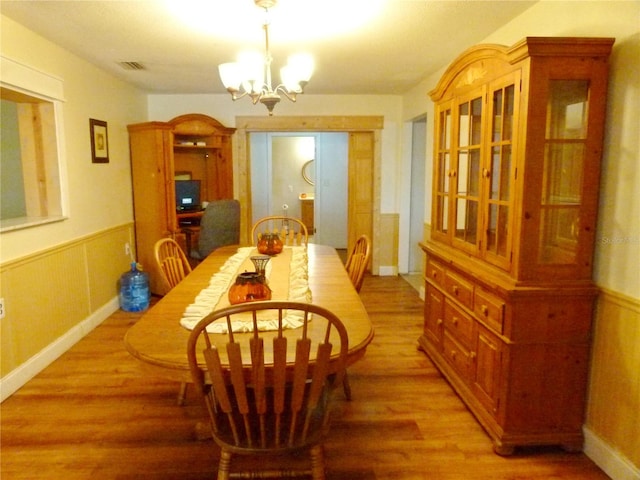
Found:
<box><xmin>128</xmin><ymin>114</ymin><xmax>235</xmax><ymax>294</ymax></box>
<box><xmin>419</xmin><ymin>37</ymin><xmax>614</xmax><ymax>454</ymax></box>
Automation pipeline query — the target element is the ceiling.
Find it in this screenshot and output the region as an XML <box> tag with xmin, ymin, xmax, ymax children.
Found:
<box><xmin>0</xmin><ymin>0</ymin><xmax>537</xmax><ymax>95</ymax></box>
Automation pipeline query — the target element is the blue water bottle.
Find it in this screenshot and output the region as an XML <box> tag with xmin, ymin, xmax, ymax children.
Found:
<box><xmin>119</xmin><ymin>262</ymin><xmax>150</xmax><ymax>312</ymax></box>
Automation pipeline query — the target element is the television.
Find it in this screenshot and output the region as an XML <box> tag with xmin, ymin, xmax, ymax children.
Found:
<box><xmin>175</xmin><ymin>180</ymin><xmax>201</xmax><ymax>211</ymax></box>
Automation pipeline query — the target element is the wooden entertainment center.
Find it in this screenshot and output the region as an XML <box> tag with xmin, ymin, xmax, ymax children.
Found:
<box><xmin>127</xmin><ymin>114</ymin><xmax>235</xmax><ymax>294</ymax></box>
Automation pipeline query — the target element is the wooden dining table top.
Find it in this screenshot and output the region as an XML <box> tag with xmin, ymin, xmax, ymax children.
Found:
<box><xmin>124</xmin><ymin>243</ymin><xmax>374</xmax><ymax>383</ymax></box>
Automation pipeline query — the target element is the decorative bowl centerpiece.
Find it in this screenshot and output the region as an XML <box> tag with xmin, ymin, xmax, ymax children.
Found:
<box><xmin>228</xmin><ymin>271</ymin><xmax>272</xmax><ymax>305</ymax></box>
<box><xmin>257</xmin><ymin>232</ymin><xmax>283</xmax><ymax>256</ymax></box>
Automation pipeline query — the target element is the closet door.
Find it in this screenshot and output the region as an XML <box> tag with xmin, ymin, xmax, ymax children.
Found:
<box><xmin>348</xmin><ymin>131</ymin><xmax>374</xmax><ymax>253</ymax></box>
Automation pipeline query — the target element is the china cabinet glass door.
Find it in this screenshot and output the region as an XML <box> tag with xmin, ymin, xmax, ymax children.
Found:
<box><xmin>433</xmin><ymin>105</ymin><xmax>452</xmax><ymax>239</ymax></box>
<box><xmin>538</xmin><ymin>80</ymin><xmax>590</xmax><ymax>265</ymax></box>
<box><xmin>453</xmin><ymin>96</ymin><xmax>483</xmax><ymax>250</ymax></box>
<box><xmin>482</xmin><ymin>74</ymin><xmax>519</xmax><ymax>269</ymax></box>
<box><xmin>433</xmin><ymin>91</ymin><xmax>484</xmax><ymax>255</ymax></box>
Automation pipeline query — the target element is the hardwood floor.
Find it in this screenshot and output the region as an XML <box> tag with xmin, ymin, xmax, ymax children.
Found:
<box><xmin>1</xmin><ymin>275</ymin><xmax>609</xmax><ymax>479</ymax></box>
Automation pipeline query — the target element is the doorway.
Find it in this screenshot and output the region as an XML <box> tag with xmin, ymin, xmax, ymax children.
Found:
<box><xmin>235</xmin><ymin>115</ymin><xmax>382</xmax><ymax>272</ymax></box>
<box><xmin>408</xmin><ymin>116</ymin><xmax>427</xmax><ymax>274</ymax></box>
<box><xmin>250</xmin><ymin>132</ymin><xmax>349</xmax><ymax>249</ymax></box>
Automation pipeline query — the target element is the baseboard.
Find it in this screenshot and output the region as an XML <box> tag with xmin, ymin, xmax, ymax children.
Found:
<box><xmin>378</xmin><ymin>265</ymin><xmax>398</xmax><ymax>276</ymax></box>
<box><xmin>0</xmin><ymin>297</ymin><xmax>120</xmax><ymax>402</ymax></box>
<box><xmin>584</xmin><ymin>426</ymin><xmax>640</xmax><ymax>480</ymax></box>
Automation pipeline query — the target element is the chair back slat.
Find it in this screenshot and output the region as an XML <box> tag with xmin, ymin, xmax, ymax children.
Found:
<box><xmin>250</xmin><ymin>337</ymin><xmax>267</xmax><ymax>414</ymax></box>
<box><xmin>291</xmin><ymin>338</ymin><xmax>312</xmax><ymax>413</ymax></box>
<box><xmin>187</xmin><ymin>301</ymin><xmax>348</xmax><ymax>459</ymax></box>
<box><xmin>202</xmin><ymin>347</ymin><xmax>238</xmax><ymax>440</ymax></box>
<box><xmin>227</xmin><ymin>343</ymin><xmax>249</xmax><ymax>414</ymax></box>
<box><xmin>162</xmin><ymin>257</ymin><xmax>186</xmax><ymax>287</ymax></box>
<box><xmin>272</xmin><ymin>335</ymin><xmax>288</xmax><ymax>447</ymax></box>
<box><xmin>302</xmin><ymin>342</ymin><xmax>333</xmax><ymax>441</ymax></box>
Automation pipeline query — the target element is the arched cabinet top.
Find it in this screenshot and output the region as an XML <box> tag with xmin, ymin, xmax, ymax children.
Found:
<box><xmin>429</xmin><ymin>44</ymin><xmax>510</xmax><ymax>101</ymax></box>
<box><xmin>169</xmin><ymin>113</ymin><xmax>236</xmax><ymax>136</ymax></box>
<box><xmin>429</xmin><ymin>37</ymin><xmax>614</xmax><ymax>102</ymax></box>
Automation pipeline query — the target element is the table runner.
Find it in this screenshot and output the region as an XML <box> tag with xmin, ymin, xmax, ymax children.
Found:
<box><xmin>180</xmin><ymin>246</ymin><xmax>311</xmax><ymax>333</ymax></box>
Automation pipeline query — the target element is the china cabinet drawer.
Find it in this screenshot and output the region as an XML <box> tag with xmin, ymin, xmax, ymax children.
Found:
<box><xmin>444</xmin><ymin>271</ymin><xmax>474</xmax><ymax>309</ymax></box>
<box><xmin>443</xmin><ymin>330</ymin><xmax>472</xmax><ymax>379</ymax></box>
<box><xmin>444</xmin><ymin>301</ymin><xmax>474</xmax><ymax>349</ymax></box>
<box><xmin>426</xmin><ymin>258</ymin><xmax>445</xmax><ymax>287</ymax></box>
<box><xmin>474</xmin><ymin>288</ymin><xmax>505</xmax><ymax>334</ymax></box>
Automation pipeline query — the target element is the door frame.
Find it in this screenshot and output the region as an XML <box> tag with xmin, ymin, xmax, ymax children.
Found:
<box><xmin>234</xmin><ymin>115</ymin><xmax>383</xmax><ymax>273</ymax></box>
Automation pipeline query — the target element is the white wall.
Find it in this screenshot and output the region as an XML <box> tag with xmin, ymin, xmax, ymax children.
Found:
<box><xmin>0</xmin><ymin>15</ymin><xmax>148</xmax><ymax>263</ymax></box>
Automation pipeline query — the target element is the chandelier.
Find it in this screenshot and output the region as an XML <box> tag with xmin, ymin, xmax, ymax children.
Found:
<box><xmin>218</xmin><ymin>0</ymin><xmax>314</xmax><ymax>116</ymax></box>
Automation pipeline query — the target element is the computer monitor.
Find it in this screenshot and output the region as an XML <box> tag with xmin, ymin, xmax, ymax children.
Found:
<box><xmin>175</xmin><ymin>180</ymin><xmax>201</xmax><ymax>211</ymax></box>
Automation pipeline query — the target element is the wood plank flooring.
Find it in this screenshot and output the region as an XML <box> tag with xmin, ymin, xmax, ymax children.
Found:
<box><xmin>1</xmin><ymin>275</ymin><xmax>609</xmax><ymax>479</ymax></box>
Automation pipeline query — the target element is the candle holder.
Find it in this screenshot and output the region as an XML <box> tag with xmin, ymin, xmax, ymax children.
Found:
<box><xmin>250</xmin><ymin>255</ymin><xmax>271</xmax><ymax>279</ymax></box>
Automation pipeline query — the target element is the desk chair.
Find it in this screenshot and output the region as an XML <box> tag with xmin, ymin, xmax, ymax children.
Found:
<box><xmin>341</xmin><ymin>234</ymin><xmax>371</xmax><ymax>400</ymax></box>
<box><xmin>251</xmin><ymin>215</ymin><xmax>308</xmax><ymax>247</ymax></box>
<box><xmin>189</xmin><ymin>199</ymin><xmax>240</xmax><ymax>261</ymax></box>
<box><xmin>153</xmin><ymin>237</ymin><xmax>192</xmax><ymax>405</ymax></box>
<box><xmin>187</xmin><ymin>301</ymin><xmax>348</xmax><ymax>480</ymax></box>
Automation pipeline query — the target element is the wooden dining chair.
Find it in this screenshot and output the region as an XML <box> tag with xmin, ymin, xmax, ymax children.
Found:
<box><xmin>345</xmin><ymin>234</ymin><xmax>371</xmax><ymax>293</ymax></box>
<box><xmin>341</xmin><ymin>234</ymin><xmax>371</xmax><ymax>400</ymax></box>
<box><xmin>187</xmin><ymin>301</ymin><xmax>349</xmax><ymax>480</ymax></box>
<box><xmin>153</xmin><ymin>237</ymin><xmax>192</xmax><ymax>405</ymax></box>
<box><xmin>154</xmin><ymin>238</ymin><xmax>192</xmax><ymax>291</ymax></box>
<box><xmin>251</xmin><ymin>215</ymin><xmax>309</xmax><ymax>247</ymax></box>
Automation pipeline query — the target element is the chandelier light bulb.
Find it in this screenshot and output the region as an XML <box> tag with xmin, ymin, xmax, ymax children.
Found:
<box><xmin>218</xmin><ymin>63</ymin><xmax>242</xmax><ymax>92</ymax></box>
<box><xmin>287</xmin><ymin>53</ymin><xmax>314</xmax><ymax>83</ymax></box>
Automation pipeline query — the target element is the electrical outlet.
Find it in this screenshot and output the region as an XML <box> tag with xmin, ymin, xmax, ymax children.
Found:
<box><xmin>0</xmin><ymin>298</ymin><xmax>5</xmax><ymax>319</ymax></box>
<box><xmin>125</xmin><ymin>242</ymin><xmax>131</xmax><ymax>256</ymax></box>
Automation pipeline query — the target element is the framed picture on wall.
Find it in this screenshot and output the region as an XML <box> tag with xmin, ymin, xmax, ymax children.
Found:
<box><xmin>90</xmin><ymin>118</ymin><xmax>109</xmax><ymax>163</ymax></box>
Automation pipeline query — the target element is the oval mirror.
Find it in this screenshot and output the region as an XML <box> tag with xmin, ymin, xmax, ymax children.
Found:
<box><xmin>302</xmin><ymin>159</ymin><xmax>315</xmax><ymax>186</ymax></box>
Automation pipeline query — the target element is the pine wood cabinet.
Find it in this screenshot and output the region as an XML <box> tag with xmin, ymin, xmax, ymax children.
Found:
<box><xmin>127</xmin><ymin>114</ymin><xmax>235</xmax><ymax>295</ymax></box>
<box><xmin>419</xmin><ymin>37</ymin><xmax>614</xmax><ymax>454</ymax></box>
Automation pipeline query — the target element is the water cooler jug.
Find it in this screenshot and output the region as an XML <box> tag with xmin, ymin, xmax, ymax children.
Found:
<box><xmin>119</xmin><ymin>262</ymin><xmax>150</xmax><ymax>312</ymax></box>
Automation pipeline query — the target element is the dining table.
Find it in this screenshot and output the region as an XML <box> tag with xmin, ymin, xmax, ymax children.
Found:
<box><xmin>124</xmin><ymin>243</ymin><xmax>375</xmax><ymax>386</ymax></box>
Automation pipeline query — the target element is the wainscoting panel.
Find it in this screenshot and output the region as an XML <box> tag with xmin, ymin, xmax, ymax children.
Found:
<box><xmin>1</xmin><ymin>243</ymin><xmax>90</xmax><ymax>374</ymax></box>
<box><xmin>85</xmin><ymin>227</ymin><xmax>135</xmax><ymax>311</ymax></box>
<box><xmin>585</xmin><ymin>287</ymin><xmax>640</xmax><ymax>476</ymax></box>
<box><xmin>0</xmin><ymin>224</ymin><xmax>134</xmax><ymax>385</ymax></box>
<box><xmin>378</xmin><ymin>213</ymin><xmax>398</xmax><ymax>276</ymax></box>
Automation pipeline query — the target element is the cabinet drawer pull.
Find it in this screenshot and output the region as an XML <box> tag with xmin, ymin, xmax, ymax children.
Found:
<box><xmin>470</xmin><ymin>351</ymin><xmax>477</xmax><ymax>360</ymax></box>
<box><xmin>437</xmin><ymin>318</ymin><xmax>443</xmax><ymax>326</ymax></box>
<box><xmin>452</xmin><ymin>317</ymin><xmax>459</xmax><ymax>326</ymax></box>
<box><xmin>450</xmin><ymin>350</ymin><xmax>457</xmax><ymax>358</ymax></box>
<box><xmin>481</xmin><ymin>305</ymin><xmax>489</xmax><ymax>315</ymax></box>
<box><xmin>453</xmin><ymin>285</ymin><xmax>459</xmax><ymax>295</ymax></box>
